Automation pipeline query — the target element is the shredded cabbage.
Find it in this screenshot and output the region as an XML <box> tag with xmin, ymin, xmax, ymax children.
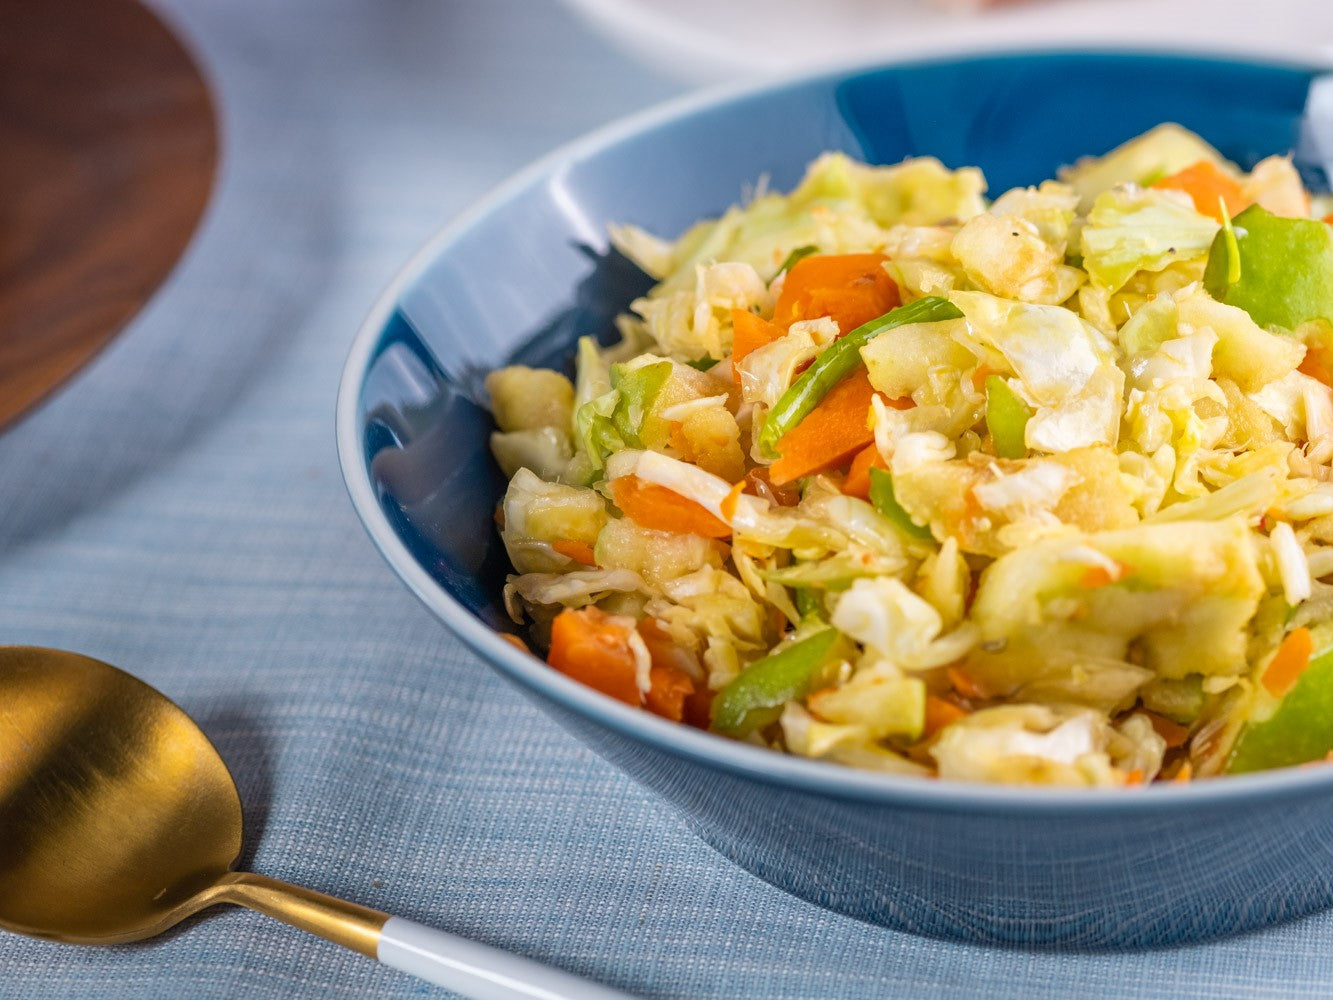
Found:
<box><xmin>486</xmin><ymin>124</ymin><xmax>1333</xmax><ymax>788</ymax></box>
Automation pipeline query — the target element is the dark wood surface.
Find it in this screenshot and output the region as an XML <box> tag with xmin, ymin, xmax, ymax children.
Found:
<box><xmin>0</xmin><ymin>0</ymin><xmax>218</xmax><ymax>430</ymax></box>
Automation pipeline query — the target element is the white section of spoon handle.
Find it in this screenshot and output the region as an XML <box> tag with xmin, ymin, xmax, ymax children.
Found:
<box><xmin>377</xmin><ymin>916</ymin><xmax>637</xmax><ymax>1000</ymax></box>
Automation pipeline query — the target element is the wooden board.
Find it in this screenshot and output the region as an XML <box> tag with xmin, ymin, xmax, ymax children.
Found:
<box><xmin>0</xmin><ymin>0</ymin><xmax>218</xmax><ymax>429</ymax></box>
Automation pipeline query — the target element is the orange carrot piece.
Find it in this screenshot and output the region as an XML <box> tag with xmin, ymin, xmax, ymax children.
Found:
<box><xmin>970</xmin><ymin>364</ymin><xmax>999</xmax><ymax>391</ymax></box>
<box><xmin>842</xmin><ymin>442</ymin><xmax>886</xmax><ymax>500</ymax></box>
<box><xmin>1323</xmin><ymin>214</ymin><xmax>1333</xmax><ymax>225</ymax></box>
<box><xmin>498</xmin><ymin>633</ymin><xmax>531</xmax><ymax>653</ymax></box>
<box><xmin>772</xmin><ymin>253</ymin><xmax>900</xmax><ymax>333</ymax></box>
<box><xmin>551</xmin><ymin>539</ymin><xmax>597</xmax><ymax>566</ymax></box>
<box><xmin>637</xmin><ymin>617</ymin><xmax>700</xmax><ymax>677</ymax></box>
<box><xmin>923</xmin><ymin>694</ymin><xmax>969</xmax><ymax>738</ymax></box>
<box><xmin>1172</xmin><ymin>762</ymin><xmax>1193</xmax><ymax>783</ymax></box>
<box><xmin>720</xmin><ymin>479</ymin><xmax>746</xmax><ymax>521</ymax></box>
<box><xmin>1300</xmin><ymin>343</ymin><xmax>1333</xmax><ymax>389</ymax></box>
<box><xmin>1151</xmin><ymin>160</ymin><xmax>1248</xmax><ymax>222</ymax></box>
<box><xmin>1124</xmin><ymin>769</ymin><xmax>1146</xmax><ymax>786</ymax></box>
<box><xmin>635</xmin><ymin>617</ymin><xmax>705</xmax><ymax>725</ymax></box>
<box><xmin>547</xmin><ymin>607</ymin><xmax>641</xmax><ymax>705</ymax></box>
<box><xmin>644</xmin><ymin>664</ymin><xmax>694</xmax><ymax>723</ymax></box>
<box><xmin>768</xmin><ymin>368</ymin><xmax>878</xmax><ymax>486</ymax></box>
<box><xmin>1143</xmin><ymin>711</ymin><xmax>1191</xmax><ymax>749</ymax></box>
<box><xmin>610</xmin><ymin>475</ymin><xmax>731</xmax><ymax>538</ymax></box>
<box><xmin>1077</xmin><ymin>559</ymin><xmax>1131</xmax><ymax>590</ymax></box>
<box><xmin>730</xmin><ymin>307</ymin><xmax>783</xmax><ymax>375</ymax></box>
<box><xmin>946</xmin><ymin>665</ymin><xmax>985</xmax><ymax>701</ymax></box>
<box><xmin>1262</xmin><ymin>626</ymin><xmax>1314</xmax><ymax>697</ymax></box>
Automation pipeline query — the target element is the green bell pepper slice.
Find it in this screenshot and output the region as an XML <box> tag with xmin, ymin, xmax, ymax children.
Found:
<box><xmin>984</xmin><ymin>375</ymin><xmax>1032</xmax><ymax>460</ymax></box>
<box><xmin>756</xmin><ymin>296</ymin><xmax>963</xmax><ymax>458</ymax></box>
<box><xmin>868</xmin><ymin>467</ymin><xmax>933</xmax><ymax>541</ymax></box>
<box><xmin>710</xmin><ymin>628</ymin><xmax>840</xmax><ymax>738</ymax></box>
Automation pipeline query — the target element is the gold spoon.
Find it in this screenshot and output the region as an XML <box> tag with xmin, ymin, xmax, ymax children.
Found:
<box><xmin>0</xmin><ymin>646</ymin><xmax>633</xmax><ymax>999</ymax></box>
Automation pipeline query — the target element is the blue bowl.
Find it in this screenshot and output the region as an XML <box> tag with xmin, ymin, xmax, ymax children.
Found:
<box><xmin>338</xmin><ymin>49</ymin><xmax>1333</xmax><ymax>949</ymax></box>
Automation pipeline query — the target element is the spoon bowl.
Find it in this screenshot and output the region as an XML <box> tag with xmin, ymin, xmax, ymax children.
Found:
<box><xmin>0</xmin><ymin>647</ymin><xmax>241</xmax><ymax>944</ymax></box>
<box><xmin>0</xmin><ymin>646</ymin><xmax>631</xmax><ymax>999</ymax></box>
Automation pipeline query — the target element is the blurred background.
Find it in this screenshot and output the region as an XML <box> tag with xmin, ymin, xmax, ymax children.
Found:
<box><xmin>559</xmin><ymin>0</ymin><xmax>1333</xmax><ymax>85</ymax></box>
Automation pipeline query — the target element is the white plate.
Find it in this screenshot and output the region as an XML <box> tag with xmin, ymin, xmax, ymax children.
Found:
<box><xmin>561</xmin><ymin>0</ymin><xmax>1333</xmax><ymax>84</ymax></box>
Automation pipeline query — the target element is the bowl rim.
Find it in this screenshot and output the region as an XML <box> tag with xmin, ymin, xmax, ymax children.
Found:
<box><xmin>338</xmin><ymin>44</ymin><xmax>1333</xmax><ymax>815</ymax></box>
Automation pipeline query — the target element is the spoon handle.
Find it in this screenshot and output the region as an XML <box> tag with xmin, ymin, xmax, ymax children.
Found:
<box><xmin>378</xmin><ymin>915</ymin><xmax>634</xmax><ymax>1000</ymax></box>
<box><xmin>215</xmin><ymin>872</ymin><xmax>635</xmax><ymax>999</ymax></box>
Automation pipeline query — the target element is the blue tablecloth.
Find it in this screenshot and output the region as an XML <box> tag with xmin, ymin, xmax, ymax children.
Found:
<box><xmin>3</xmin><ymin>2</ymin><xmax>1332</xmax><ymax>997</ymax></box>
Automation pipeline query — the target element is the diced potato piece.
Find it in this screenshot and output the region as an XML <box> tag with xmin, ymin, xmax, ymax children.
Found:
<box><xmin>808</xmin><ymin>668</ymin><xmax>927</xmax><ymax>741</ymax></box>
<box><xmin>523</xmin><ymin>483</ymin><xmax>607</xmax><ymax>546</ymax></box>
<box><xmin>486</xmin><ymin>366</ymin><xmax>576</xmax><ymax>432</ymax></box>
<box><xmin>950</xmin><ymin>213</ymin><xmax>1084</xmax><ymax>304</ymax></box>
<box><xmin>1049</xmin><ymin>446</ymin><xmax>1141</xmax><ymax>534</ymax></box>
<box><xmin>1177</xmin><ymin>290</ymin><xmax>1304</xmax><ymax>392</ymax></box>
<box><xmin>679</xmin><ymin>406</ymin><xmax>745</xmax><ymax>482</ymax></box>
<box><xmin>500</xmin><ymin>470</ymin><xmax>608</xmax><ymax>573</ymax></box>
<box><xmin>860</xmin><ymin>319</ymin><xmax>974</xmax><ymax>400</ymax></box>
<box><xmin>642</xmin><ymin>362</ymin><xmax>734</xmax><ymax>448</ymax></box>
<box><xmin>892</xmin><ymin>447</ymin><xmax>1137</xmax><ymax>557</ymax></box>
<box><xmin>594</xmin><ymin>517</ymin><xmax>722</xmax><ymax>589</ymax></box>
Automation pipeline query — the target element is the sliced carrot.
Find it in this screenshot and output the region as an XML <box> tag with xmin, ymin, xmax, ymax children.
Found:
<box><xmin>946</xmin><ymin>665</ymin><xmax>985</xmax><ymax>701</ymax></box>
<box><xmin>1123</xmin><ymin>769</ymin><xmax>1146</xmax><ymax>786</ymax></box>
<box><xmin>1079</xmin><ymin>566</ymin><xmax>1115</xmax><ymax>589</ymax></box>
<box><xmin>841</xmin><ymin>442</ymin><xmax>886</xmax><ymax>500</ymax></box>
<box><xmin>1151</xmin><ymin>160</ymin><xmax>1248</xmax><ymax>222</ymax></box>
<box><xmin>610</xmin><ymin>475</ymin><xmax>731</xmax><ymax>538</ymax></box>
<box><xmin>771</xmin><ymin>253</ymin><xmax>900</xmax><ymax>333</ymax></box>
<box><xmin>1077</xmin><ymin>559</ymin><xmax>1131</xmax><ymax>590</ymax></box>
<box><xmin>970</xmin><ymin>364</ymin><xmax>1000</xmax><ymax>391</ymax></box>
<box><xmin>644</xmin><ymin>665</ymin><xmax>695</xmax><ymax>723</ymax></box>
<box><xmin>1172</xmin><ymin>761</ymin><xmax>1193</xmax><ymax>783</ymax></box>
<box><xmin>1143</xmin><ymin>711</ymin><xmax>1191</xmax><ymax>749</ymax></box>
<box><xmin>1300</xmin><ymin>342</ymin><xmax>1333</xmax><ymax>389</ymax></box>
<box><xmin>1323</xmin><ymin>214</ymin><xmax>1333</xmax><ymax>226</ymax></box>
<box><xmin>1262</xmin><ymin>626</ymin><xmax>1314</xmax><ymax>698</ymax></box>
<box><xmin>923</xmin><ymin>694</ymin><xmax>969</xmax><ymax>739</ymax></box>
<box><xmin>719</xmin><ymin>479</ymin><xmax>746</xmax><ymax>521</ymax></box>
<box><xmin>768</xmin><ymin>367</ymin><xmax>878</xmax><ymax>486</ymax></box>
<box><xmin>547</xmin><ymin>607</ymin><xmax>640</xmax><ymax>705</ymax></box>
<box><xmin>551</xmin><ymin>539</ymin><xmax>597</xmax><ymax>566</ymax></box>
<box><xmin>498</xmin><ymin>633</ymin><xmax>530</xmax><ymax>653</ymax></box>
<box><xmin>730</xmin><ymin>307</ymin><xmax>784</xmax><ymax>377</ymax></box>
<box><xmin>637</xmin><ymin>617</ymin><xmax>700</xmax><ymax>678</ymax></box>
<box><xmin>635</xmin><ymin>618</ymin><xmax>707</xmax><ymax>725</ymax></box>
